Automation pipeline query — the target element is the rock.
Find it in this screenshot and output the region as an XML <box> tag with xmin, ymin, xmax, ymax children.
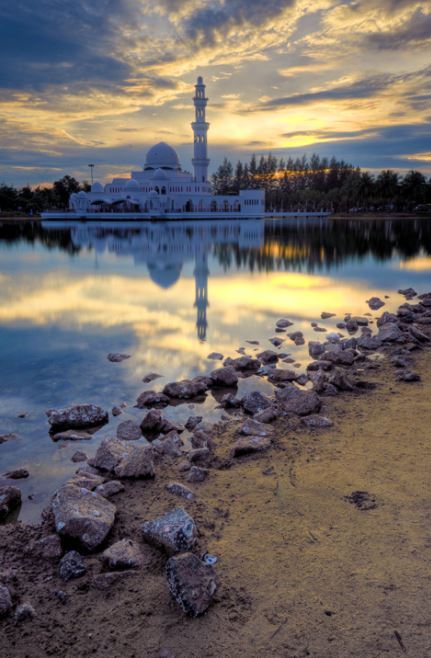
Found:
<box><xmin>209</xmin><ymin>366</ymin><xmax>238</xmax><ymax>387</ymax></box>
<box><xmin>242</xmin><ymin>391</ymin><xmax>272</xmax><ymax>415</ymax></box>
<box><xmin>92</xmin><ymin>571</ymin><xmax>133</xmax><ymax>590</ymax></box>
<box><xmin>15</xmin><ymin>602</ymin><xmax>36</xmax><ymax>622</ymax></box>
<box><xmin>136</xmin><ymin>390</ymin><xmax>169</xmax><ymax>408</ymax></box>
<box><xmin>116</xmin><ymin>420</ymin><xmax>142</xmax><ymax>441</ymax></box>
<box><xmin>140</xmin><ymin>409</ymin><xmax>163</xmax><ymax>436</ymax></box>
<box><xmin>257</xmin><ymin>349</ymin><xmax>279</xmax><ymax>364</ymax></box>
<box><xmin>54</xmin><ymin>590</ymin><xmax>68</xmax><ymax>605</ymax></box>
<box><xmin>143</xmin><ymin>372</ymin><xmax>162</xmax><ymax>383</ymax></box>
<box><xmin>321</xmin><ymin>349</ymin><xmax>356</xmax><ymax>366</ymax></box>
<box><xmin>190</xmin><ymin>429</ymin><xmax>211</xmax><ymax>449</ymax></box>
<box><xmin>220</xmin><ymin>393</ymin><xmax>242</xmax><ymax>409</ymax></box>
<box><xmin>71</xmin><ymin>451</ymin><xmax>88</xmax><ymax>463</ymax></box>
<box><xmin>52</xmin><ymin>429</ymin><xmax>93</xmax><ymax>442</ymax></box>
<box><xmin>91</xmin><ymin>438</ymin><xmax>155</xmax><ymax>479</ymax></box>
<box><xmin>246</xmin><ymin>340</ymin><xmax>260</xmax><ymax>345</ymax></box>
<box><xmin>59</xmin><ymin>550</ymin><xmax>87</xmax><ymax>581</ymax></box>
<box><xmin>166</xmin><ymin>482</ymin><xmax>195</xmax><ymax>501</ymax></box>
<box><xmin>377</xmin><ymin>322</ymin><xmax>403</xmax><ymax>342</ymax></box>
<box><xmin>30</xmin><ymin>534</ymin><xmax>63</xmax><ymax>560</ymax></box>
<box><xmin>269</xmin><ymin>337</ymin><xmax>283</xmax><ymax>347</ymax></box>
<box><xmin>0</xmin><ymin>433</ymin><xmax>17</xmax><ymax>445</ymax></box>
<box><xmin>328</xmin><ymin>368</ymin><xmax>355</xmax><ymax>391</ymax></box>
<box><xmin>101</xmin><ymin>539</ymin><xmax>143</xmax><ymax>570</ymax></box>
<box><xmin>141</xmin><ymin>508</ymin><xmax>197</xmax><ymax>555</ymax></box>
<box><xmin>301</xmin><ymin>415</ymin><xmax>333</xmax><ymax>429</ymax></box>
<box><xmin>186</xmin><ymin>466</ymin><xmax>208</xmax><ymax>483</ymax></box>
<box><xmin>276</xmin><ymin>318</ymin><xmax>293</xmax><ymax>328</ymax></box>
<box><xmin>267</xmin><ymin>368</ymin><xmax>297</xmax><ymax>384</ymax></box>
<box><xmin>0</xmin><ymin>585</ymin><xmax>12</xmax><ymax>618</ymax></box>
<box><xmin>336</xmin><ymin>322</ymin><xmax>346</xmax><ymax>329</ymax></box>
<box><xmin>357</xmin><ymin>335</ymin><xmax>382</xmax><ymax>350</ymax></box>
<box><xmin>253</xmin><ymin>406</ymin><xmax>278</xmax><ymax>423</ymax></box>
<box><xmin>346</xmin><ymin>319</ymin><xmax>358</xmax><ymax>333</ymax></box>
<box><xmin>185</xmin><ymin>416</ymin><xmax>202</xmax><ymax>431</ymax></box>
<box><xmin>166</xmin><ymin>552</ymin><xmax>217</xmax><ymax>617</ymax></box>
<box><xmin>207</xmin><ymin>352</ymin><xmax>223</xmax><ymax>360</ymax></box>
<box><xmin>287</xmin><ymin>331</ymin><xmax>305</xmax><ymax>345</ymax></box>
<box><xmin>308</xmin><ymin>341</ymin><xmax>325</xmax><ymax>358</ymax></box>
<box><xmin>397</xmin><ymin>370</ymin><xmax>421</xmax><ymax>382</ymax></box>
<box><xmin>377</xmin><ymin>311</ymin><xmax>398</xmax><ymax>327</ymax></box>
<box><xmin>70</xmin><ymin>472</ymin><xmax>105</xmax><ymax>491</ymax></box>
<box><xmin>231</xmin><ymin>435</ymin><xmax>272</xmax><ymax>457</ymax></box>
<box><xmin>157</xmin><ymin>431</ymin><xmax>184</xmax><ymax>458</ymax></box>
<box><xmin>163</xmin><ymin>379</ymin><xmax>208</xmax><ymax>399</ymax></box>
<box><xmin>321</xmin><ymin>312</ymin><xmax>335</xmax><ymax>319</ymax></box>
<box><xmin>46</xmin><ymin>405</ymin><xmax>108</xmax><ymax>431</ymax></box>
<box><xmin>240</xmin><ymin>419</ymin><xmax>273</xmax><ymax>437</ymax></box>
<box><xmin>350</xmin><ymin>316</ymin><xmax>369</xmax><ymax>326</ymax></box>
<box><xmin>223</xmin><ymin>355</ymin><xmax>261</xmax><ymax>371</ymax></box>
<box><xmin>409</xmin><ymin>325</ymin><xmax>430</xmax><ymax>343</ymax></box>
<box><xmin>95</xmin><ymin>480</ymin><xmax>125</xmax><ymax>498</ymax></box>
<box><xmin>398</xmin><ymin>287</ymin><xmax>417</xmax><ymax>298</ymax></box>
<box><xmin>367</xmin><ymin>297</ymin><xmax>385</xmax><ymax>310</ymax></box>
<box><xmin>107</xmin><ymin>353</ymin><xmax>130</xmax><ymax>362</ymax></box>
<box><xmin>4</xmin><ymin>468</ymin><xmax>29</xmax><ymax>479</ymax></box>
<box><xmin>52</xmin><ymin>484</ymin><xmax>116</xmax><ymax>552</ymax></box>
<box><xmin>344</xmin><ymin>490</ymin><xmax>377</xmax><ymax>511</ymax></box>
<box><xmin>111</xmin><ymin>407</ymin><xmax>122</xmax><ymax>417</ymax></box>
<box><xmin>275</xmin><ymin>385</ymin><xmax>321</xmax><ymax>416</ymax></box>
<box><xmin>0</xmin><ymin>485</ymin><xmax>21</xmax><ymax>521</ymax></box>
<box><xmin>189</xmin><ymin>447</ymin><xmax>211</xmax><ymax>464</ymax></box>
<box><xmin>392</xmin><ymin>355</ymin><xmax>410</xmax><ymax>368</ymax></box>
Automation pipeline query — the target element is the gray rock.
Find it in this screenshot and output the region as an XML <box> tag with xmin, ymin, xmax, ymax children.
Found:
<box><xmin>101</xmin><ymin>539</ymin><xmax>143</xmax><ymax>570</ymax></box>
<box><xmin>136</xmin><ymin>390</ymin><xmax>169</xmax><ymax>409</ymax></box>
<box><xmin>116</xmin><ymin>420</ymin><xmax>142</xmax><ymax>441</ymax></box>
<box><xmin>377</xmin><ymin>311</ymin><xmax>398</xmax><ymax>327</ymax></box>
<box><xmin>276</xmin><ymin>318</ymin><xmax>293</xmax><ymax>328</ymax></box>
<box><xmin>257</xmin><ymin>349</ymin><xmax>279</xmax><ymax>364</ymax></box>
<box><xmin>52</xmin><ymin>483</ymin><xmax>116</xmax><ymax>551</ymax></box>
<box><xmin>367</xmin><ymin>297</ymin><xmax>385</xmax><ymax>310</ymax></box>
<box><xmin>91</xmin><ymin>571</ymin><xmax>133</xmax><ymax>590</ymax></box>
<box><xmin>70</xmin><ymin>472</ymin><xmax>105</xmax><ymax>491</ymax></box>
<box><xmin>267</xmin><ymin>368</ymin><xmax>297</xmax><ymax>384</ymax></box>
<box><xmin>231</xmin><ymin>435</ymin><xmax>272</xmax><ymax>457</ymax></box>
<box><xmin>287</xmin><ymin>331</ymin><xmax>305</xmax><ymax>345</ymax></box>
<box><xmin>328</xmin><ymin>368</ymin><xmax>355</xmax><ymax>392</ymax></box>
<box><xmin>163</xmin><ymin>379</ymin><xmax>208</xmax><ymax>399</ymax></box>
<box><xmin>141</xmin><ymin>507</ymin><xmax>197</xmax><ymax>555</ymax></box>
<box><xmin>308</xmin><ymin>341</ymin><xmax>325</xmax><ymax>358</ymax></box>
<box><xmin>240</xmin><ymin>419</ymin><xmax>273</xmax><ymax>437</ymax></box>
<box><xmin>321</xmin><ymin>312</ymin><xmax>335</xmax><ymax>319</ymax></box>
<box><xmin>242</xmin><ymin>391</ymin><xmax>272</xmax><ymax>415</ymax></box>
<box><xmin>140</xmin><ymin>408</ymin><xmax>163</xmax><ymax>435</ymax></box>
<box><xmin>185</xmin><ymin>416</ymin><xmax>203</xmax><ymax>431</ymax></box>
<box><xmin>107</xmin><ymin>353</ymin><xmax>130</xmax><ymax>362</ymax></box>
<box><xmin>357</xmin><ymin>335</ymin><xmax>382</xmax><ymax>350</ymax></box>
<box><xmin>397</xmin><ymin>370</ymin><xmax>421</xmax><ymax>382</ymax></box>
<box><xmin>186</xmin><ymin>466</ymin><xmax>208</xmax><ymax>483</ymax></box>
<box><xmin>0</xmin><ymin>433</ymin><xmax>17</xmax><ymax>445</ymax></box>
<box><xmin>269</xmin><ymin>337</ymin><xmax>283</xmax><ymax>347</ymax></box>
<box><xmin>220</xmin><ymin>393</ymin><xmax>242</xmax><ymax>409</ymax></box>
<box><xmin>0</xmin><ymin>585</ymin><xmax>12</xmax><ymax>618</ymax></box>
<box><xmin>71</xmin><ymin>451</ymin><xmax>88</xmax><ymax>463</ymax></box>
<box><xmin>30</xmin><ymin>534</ymin><xmax>63</xmax><ymax>560</ymax></box>
<box><xmin>321</xmin><ymin>349</ymin><xmax>356</xmax><ymax>366</ymax></box>
<box><xmin>157</xmin><ymin>431</ymin><xmax>184</xmax><ymax>458</ymax></box>
<box><xmin>4</xmin><ymin>468</ymin><xmax>29</xmax><ymax>479</ymax></box>
<box><xmin>377</xmin><ymin>322</ymin><xmax>403</xmax><ymax>342</ymax></box>
<box><xmin>207</xmin><ymin>352</ymin><xmax>223</xmax><ymax>360</ymax></box>
<box><xmin>0</xmin><ymin>485</ymin><xmax>21</xmax><ymax>521</ymax></box>
<box><xmin>346</xmin><ymin>319</ymin><xmax>358</xmax><ymax>333</ymax></box>
<box><xmin>253</xmin><ymin>406</ymin><xmax>278</xmax><ymax>423</ymax></box>
<box><xmin>142</xmin><ymin>372</ymin><xmax>162</xmax><ymax>383</ymax></box>
<box><xmin>52</xmin><ymin>429</ymin><xmax>93</xmax><ymax>442</ymax></box>
<box><xmin>95</xmin><ymin>480</ymin><xmax>125</xmax><ymax>498</ymax></box>
<box><xmin>59</xmin><ymin>550</ymin><xmax>87</xmax><ymax>581</ymax></box>
<box><xmin>410</xmin><ymin>325</ymin><xmax>430</xmax><ymax>343</ymax></box>
<box><xmin>166</xmin><ymin>552</ymin><xmax>217</xmax><ymax>617</ymax></box>
<box><xmin>209</xmin><ymin>366</ymin><xmax>238</xmax><ymax>387</ymax></box>
<box><xmin>398</xmin><ymin>287</ymin><xmax>417</xmax><ymax>298</ymax></box>
<box><xmin>111</xmin><ymin>406</ymin><xmax>122</xmax><ymax>417</ymax></box>
<box><xmin>189</xmin><ymin>447</ymin><xmax>211</xmax><ymax>464</ymax></box>
<box><xmin>166</xmin><ymin>482</ymin><xmax>195</xmax><ymax>501</ymax></box>
<box><xmin>91</xmin><ymin>438</ymin><xmax>155</xmax><ymax>479</ymax></box>
<box><xmin>46</xmin><ymin>405</ymin><xmax>108</xmax><ymax>431</ymax></box>
<box><xmin>301</xmin><ymin>415</ymin><xmax>333</xmax><ymax>429</ymax></box>
<box><xmin>275</xmin><ymin>385</ymin><xmax>321</xmax><ymax>416</ymax></box>
<box><xmin>223</xmin><ymin>355</ymin><xmax>261</xmax><ymax>371</ymax></box>
<box><xmin>15</xmin><ymin>602</ymin><xmax>36</xmax><ymax>622</ymax></box>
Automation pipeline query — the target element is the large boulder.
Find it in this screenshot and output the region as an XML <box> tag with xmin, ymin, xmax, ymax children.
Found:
<box><xmin>0</xmin><ymin>485</ymin><xmax>21</xmax><ymax>521</ymax></box>
<box><xmin>163</xmin><ymin>379</ymin><xmax>208</xmax><ymax>400</ymax></box>
<box><xmin>141</xmin><ymin>507</ymin><xmax>197</xmax><ymax>555</ymax></box>
<box><xmin>320</xmin><ymin>349</ymin><xmax>356</xmax><ymax>366</ymax></box>
<box><xmin>257</xmin><ymin>350</ymin><xmax>279</xmax><ymax>364</ymax></box>
<box><xmin>52</xmin><ymin>484</ymin><xmax>116</xmax><ymax>552</ymax></box>
<box><xmin>46</xmin><ymin>405</ymin><xmax>108</xmax><ymax>431</ymax></box>
<box><xmin>367</xmin><ymin>297</ymin><xmax>385</xmax><ymax>310</ymax></box>
<box><xmin>91</xmin><ymin>438</ymin><xmax>155</xmax><ymax>479</ymax></box>
<box><xmin>242</xmin><ymin>391</ymin><xmax>272</xmax><ymax>415</ymax></box>
<box><xmin>209</xmin><ymin>366</ymin><xmax>238</xmax><ymax>387</ymax></box>
<box><xmin>166</xmin><ymin>552</ymin><xmax>218</xmax><ymax>617</ymax></box>
<box><xmin>275</xmin><ymin>385</ymin><xmax>321</xmax><ymax>416</ymax></box>
<box><xmin>116</xmin><ymin>420</ymin><xmax>142</xmax><ymax>441</ymax></box>
<box><xmin>223</xmin><ymin>356</ymin><xmax>261</xmax><ymax>372</ymax></box>
<box><xmin>308</xmin><ymin>341</ymin><xmax>325</xmax><ymax>358</ymax></box>
<box><xmin>377</xmin><ymin>322</ymin><xmax>403</xmax><ymax>342</ymax></box>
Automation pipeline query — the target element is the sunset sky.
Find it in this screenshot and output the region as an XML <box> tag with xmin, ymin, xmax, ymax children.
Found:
<box><xmin>1</xmin><ymin>0</ymin><xmax>431</xmax><ymax>187</ymax></box>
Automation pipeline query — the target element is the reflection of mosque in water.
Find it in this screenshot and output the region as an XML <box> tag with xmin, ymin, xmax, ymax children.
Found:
<box><xmin>70</xmin><ymin>220</ymin><xmax>264</xmax><ymax>341</ymax></box>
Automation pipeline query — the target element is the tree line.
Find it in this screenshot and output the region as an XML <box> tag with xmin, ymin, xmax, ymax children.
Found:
<box><xmin>0</xmin><ymin>176</ymin><xmax>87</xmax><ymax>214</ymax></box>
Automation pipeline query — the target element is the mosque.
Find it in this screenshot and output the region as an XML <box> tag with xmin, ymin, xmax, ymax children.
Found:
<box><xmin>67</xmin><ymin>77</ymin><xmax>266</xmax><ymax>218</ymax></box>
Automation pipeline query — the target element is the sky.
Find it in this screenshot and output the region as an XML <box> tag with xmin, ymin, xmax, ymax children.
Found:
<box><xmin>1</xmin><ymin>0</ymin><xmax>431</xmax><ymax>187</ymax></box>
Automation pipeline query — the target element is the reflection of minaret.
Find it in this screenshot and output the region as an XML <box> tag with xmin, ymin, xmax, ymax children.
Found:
<box><xmin>194</xmin><ymin>249</ymin><xmax>209</xmax><ymax>341</ymax></box>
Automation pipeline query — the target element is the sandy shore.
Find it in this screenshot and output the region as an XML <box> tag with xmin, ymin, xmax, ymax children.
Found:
<box><xmin>1</xmin><ymin>302</ymin><xmax>431</xmax><ymax>657</ymax></box>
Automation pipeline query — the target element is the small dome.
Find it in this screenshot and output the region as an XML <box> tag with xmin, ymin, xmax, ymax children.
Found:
<box><xmin>125</xmin><ymin>178</ymin><xmax>139</xmax><ymax>190</ymax></box>
<box><xmin>78</xmin><ymin>190</ymin><xmax>87</xmax><ymax>198</ymax></box>
<box><xmin>144</xmin><ymin>142</ymin><xmax>180</xmax><ymax>171</ymax></box>
<box><xmin>150</xmin><ymin>168</ymin><xmax>169</xmax><ymax>180</ymax></box>
<box><xmin>91</xmin><ymin>181</ymin><xmax>104</xmax><ymax>193</ymax></box>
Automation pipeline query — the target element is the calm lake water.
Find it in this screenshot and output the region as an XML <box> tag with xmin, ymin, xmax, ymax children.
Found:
<box><xmin>1</xmin><ymin>216</ymin><xmax>431</xmax><ymax>522</ymax></box>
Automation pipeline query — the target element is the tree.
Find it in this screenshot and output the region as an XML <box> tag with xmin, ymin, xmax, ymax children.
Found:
<box><xmin>53</xmin><ymin>175</ymin><xmax>80</xmax><ymax>208</ymax></box>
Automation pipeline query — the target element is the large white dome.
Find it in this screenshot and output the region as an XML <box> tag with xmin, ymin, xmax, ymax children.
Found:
<box><xmin>144</xmin><ymin>142</ymin><xmax>180</xmax><ymax>171</ymax></box>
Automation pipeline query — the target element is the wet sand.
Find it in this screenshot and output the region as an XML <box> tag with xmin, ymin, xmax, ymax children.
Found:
<box><xmin>2</xmin><ymin>333</ymin><xmax>431</xmax><ymax>657</ymax></box>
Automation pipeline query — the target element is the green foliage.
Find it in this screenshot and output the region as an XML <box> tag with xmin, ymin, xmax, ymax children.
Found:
<box><xmin>0</xmin><ymin>175</ymin><xmax>85</xmax><ymax>214</ymax></box>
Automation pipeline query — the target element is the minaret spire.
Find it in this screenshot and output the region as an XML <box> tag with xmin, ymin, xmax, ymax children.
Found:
<box><xmin>192</xmin><ymin>76</ymin><xmax>210</xmax><ymax>183</ymax></box>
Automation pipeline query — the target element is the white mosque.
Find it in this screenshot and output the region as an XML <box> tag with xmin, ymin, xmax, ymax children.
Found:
<box><xmin>66</xmin><ymin>76</ymin><xmax>266</xmax><ymax>219</ymax></box>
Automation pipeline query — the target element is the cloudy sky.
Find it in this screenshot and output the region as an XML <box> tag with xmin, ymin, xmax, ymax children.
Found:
<box><xmin>1</xmin><ymin>0</ymin><xmax>431</xmax><ymax>187</ymax></box>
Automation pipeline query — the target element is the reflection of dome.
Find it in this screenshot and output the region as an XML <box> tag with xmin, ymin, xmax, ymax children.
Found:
<box><xmin>144</xmin><ymin>142</ymin><xmax>180</xmax><ymax>171</ymax></box>
<box><xmin>147</xmin><ymin>261</ymin><xmax>182</xmax><ymax>289</ymax></box>
<box><xmin>91</xmin><ymin>181</ymin><xmax>104</xmax><ymax>193</ymax></box>
<box><xmin>125</xmin><ymin>178</ymin><xmax>139</xmax><ymax>190</ymax></box>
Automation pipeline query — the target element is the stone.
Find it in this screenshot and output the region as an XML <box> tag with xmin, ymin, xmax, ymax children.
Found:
<box><xmin>377</xmin><ymin>311</ymin><xmax>398</xmax><ymax>327</ymax></box>
<box><xmin>52</xmin><ymin>429</ymin><xmax>93</xmax><ymax>442</ymax></box>
<box><xmin>52</xmin><ymin>484</ymin><xmax>116</xmax><ymax>552</ymax></box>
<box><xmin>287</xmin><ymin>331</ymin><xmax>305</xmax><ymax>345</ymax></box>
<box><xmin>15</xmin><ymin>602</ymin><xmax>36</xmax><ymax>622</ymax></box>
<box><xmin>397</xmin><ymin>370</ymin><xmax>421</xmax><ymax>382</ymax></box>
<box><xmin>207</xmin><ymin>352</ymin><xmax>223</xmax><ymax>360</ymax></box>
<box><xmin>269</xmin><ymin>337</ymin><xmax>283</xmax><ymax>347</ymax></box>
<box><xmin>242</xmin><ymin>391</ymin><xmax>272</xmax><ymax>415</ymax></box>
<box><xmin>0</xmin><ymin>485</ymin><xmax>21</xmax><ymax>521</ymax></box>
<box><xmin>209</xmin><ymin>366</ymin><xmax>238</xmax><ymax>387</ymax></box>
<box><xmin>92</xmin><ymin>571</ymin><xmax>133</xmax><ymax>590</ymax></box>
<box><xmin>157</xmin><ymin>431</ymin><xmax>184</xmax><ymax>458</ymax></box>
<box><xmin>116</xmin><ymin>420</ymin><xmax>142</xmax><ymax>441</ymax></box>
<box><xmin>257</xmin><ymin>349</ymin><xmax>279</xmax><ymax>364</ymax></box>
<box><xmin>336</xmin><ymin>322</ymin><xmax>346</xmax><ymax>329</ymax></box>
<box><xmin>163</xmin><ymin>379</ymin><xmax>208</xmax><ymax>399</ymax></box>
<box><xmin>101</xmin><ymin>539</ymin><xmax>143</xmax><ymax>570</ymax></box>
<box><xmin>346</xmin><ymin>319</ymin><xmax>358</xmax><ymax>333</ymax></box>
<box><xmin>328</xmin><ymin>368</ymin><xmax>355</xmax><ymax>392</ymax></box>
<box><xmin>186</xmin><ymin>466</ymin><xmax>208</xmax><ymax>483</ymax></box>
<box><xmin>4</xmin><ymin>468</ymin><xmax>29</xmax><ymax>479</ymax></box>
<box><xmin>240</xmin><ymin>419</ymin><xmax>273</xmax><ymax>437</ymax></box>
<box><xmin>308</xmin><ymin>341</ymin><xmax>325</xmax><ymax>358</ymax></box>
<box><xmin>275</xmin><ymin>385</ymin><xmax>321</xmax><ymax>416</ymax></box>
<box><xmin>46</xmin><ymin>405</ymin><xmax>108</xmax><ymax>431</ymax></box>
<box><xmin>398</xmin><ymin>287</ymin><xmax>417</xmax><ymax>298</ymax></box>
<box><xmin>143</xmin><ymin>372</ymin><xmax>162</xmax><ymax>383</ymax></box>
<box><xmin>166</xmin><ymin>482</ymin><xmax>195</xmax><ymax>501</ymax></box>
<box><xmin>377</xmin><ymin>322</ymin><xmax>403</xmax><ymax>342</ymax></box>
<box><xmin>70</xmin><ymin>472</ymin><xmax>105</xmax><ymax>491</ymax></box>
<box><xmin>189</xmin><ymin>447</ymin><xmax>210</xmax><ymax>464</ymax></box>
<box><xmin>0</xmin><ymin>585</ymin><xmax>12</xmax><ymax>618</ymax></box>
<box><xmin>0</xmin><ymin>433</ymin><xmax>17</xmax><ymax>445</ymax></box>
<box><xmin>140</xmin><ymin>409</ymin><xmax>163</xmax><ymax>436</ymax></box>
<box><xmin>357</xmin><ymin>335</ymin><xmax>382</xmax><ymax>350</ymax></box>
<box><xmin>91</xmin><ymin>438</ymin><xmax>155</xmax><ymax>479</ymax></box>
<box><xmin>321</xmin><ymin>349</ymin><xmax>356</xmax><ymax>366</ymax></box>
<box><xmin>223</xmin><ymin>355</ymin><xmax>261</xmax><ymax>371</ymax></box>
<box><xmin>220</xmin><ymin>393</ymin><xmax>242</xmax><ymax>409</ymax></box>
<box><xmin>141</xmin><ymin>508</ymin><xmax>197</xmax><ymax>555</ymax></box>
<box><xmin>231</xmin><ymin>435</ymin><xmax>272</xmax><ymax>457</ymax></box>
<box><xmin>253</xmin><ymin>406</ymin><xmax>278</xmax><ymax>423</ymax></box>
<box><xmin>166</xmin><ymin>552</ymin><xmax>217</xmax><ymax>617</ymax></box>
<box><xmin>136</xmin><ymin>390</ymin><xmax>169</xmax><ymax>409</ymax></box>
<box><xmin>301</xmin><ymin>415</ymin><xmax>333</xmax><ymax>429</ymax></box>
<box><xmin>95</xmin><ymin>480</ymin><xmax>125</xmax><ymax>498</ymax></box>
<box><xmin>267</xmin><ymin>368</ymin><xmax>297</xmax><ymax>384</ymax></box>
<box><xmin>344</xmin><ymin>490</ymin><xmax>377</xmax><ymax>511</ymax></box>
<box><xmin>59</xmin><ymin>550</ymin><xmax>87</xmax><ymax>581</ymax></box>
<box><xmin>185</xmin><ymin>416</ymin><xmax>203</xmax><ymax>431</ymax></box>
<box><xmin>107</xmin><ymin>353</ymin><xmax>130</xmax><ymax>362</ymax></box>
<box><xmin>190</xmin><ymin>429</ymin><xmax>211</xmax><ymax>449</ymax></box>
<box><xmin>71</xmin><ymin>451</ymin><xmax>88</xmax><ymax>463</ymax></box>
<box><xmin>111</xmin><ymin>407</ymin><xmax>122</xmax><ymax>417</ymax></box>
<box><xmin>321</xmin><ymin>312</ymin><xmax>335</xmax><ymax>319</ymax></box>
<box><xmin>276</xmin><ymin>318</ymin><xmax>293</xmax><ymax>328</ymax></box>
<box><xmin>410</xmin><ymin>325</ymin><xmax>430</xmax><ymax>343</ymax></box>
<box><xmin>367</xmin><ymin>297</ymin><xmax>385</xmax><ymax>310</ymax></box>
<box><xmin>30</xmin><ymin>534</ymin><xmax>63</xmax><ymax>560</ymax></box>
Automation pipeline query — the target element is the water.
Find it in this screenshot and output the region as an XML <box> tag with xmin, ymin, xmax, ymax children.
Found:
<box><xmin>0</xmin><ymin>216</ymin><xmax>430</xmax><ymax>522</ymax></box>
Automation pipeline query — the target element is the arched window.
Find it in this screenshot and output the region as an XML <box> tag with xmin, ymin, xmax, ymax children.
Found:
<box><xmin>161</xmin><ymin>186</ymin><xmax>166</xmax><ymax>195</ymax></box>
<box><xmin>155</xmin><ymin>186</ymin><xmax>159</xmax><ymax>194</ymax></box>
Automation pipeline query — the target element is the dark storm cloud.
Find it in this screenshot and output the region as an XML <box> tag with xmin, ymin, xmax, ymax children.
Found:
<box><xmin>367</xmin><ymin>9</ymin><xmax>431</xmax><ymax>50</ymax></box>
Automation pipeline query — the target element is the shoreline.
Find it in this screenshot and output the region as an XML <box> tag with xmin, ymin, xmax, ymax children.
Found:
<box><xmin>1</xmin><ymin>292</ymin><xmax>431</xmax><ymax>656</ymax></box>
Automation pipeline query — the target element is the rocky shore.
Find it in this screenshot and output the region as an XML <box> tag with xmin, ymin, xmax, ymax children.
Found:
<box><xmin>1</xmin><ymin>289</ymin><xmax>431</xmax><ymax>657</ymax></box>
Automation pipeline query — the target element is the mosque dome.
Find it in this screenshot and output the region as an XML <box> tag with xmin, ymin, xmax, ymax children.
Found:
<box><xmin>150</xmin><ymin>168</ymin><xmax>169</xmax><ymax>180</ymax></box>
<box><xmin>144</xmin><ymin>142</ymin><xmax>180</xmax><ymax>171</ymax></box>
<box><xmin>147</xmin><ymin>261</ymin><xmax>183</xmax><ymax>289</ymax></box>
<box><xmin>91</xmin><ymin>181</ymin><xmax>104</xmax><ymax>193</ymax></box>
<box><xmin>125</xmin><ymin>178</ymin><xmax>140</xmax><ymax>190</ymax></box>
<box><xmin>78</xmin><ymin>190</ymin><xmax>87</xmax><ymax>198</ymax></box>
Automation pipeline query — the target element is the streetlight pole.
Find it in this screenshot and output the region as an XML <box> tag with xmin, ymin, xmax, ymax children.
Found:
<box><xmin>88</xmin><ymin>163</ymin><xmax>95</xmax><ymax>185</ymax></box>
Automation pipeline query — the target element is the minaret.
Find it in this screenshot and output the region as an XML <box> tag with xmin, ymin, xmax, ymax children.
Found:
<box><xmin>192</xmin><ymin>76</ymin><xmax>210</xmax><ymax>183</ymax></box>
<box><xmin>194</xmin><ymin>248</ymin><xmax>209</xmax><ymax>341</ymax></box>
